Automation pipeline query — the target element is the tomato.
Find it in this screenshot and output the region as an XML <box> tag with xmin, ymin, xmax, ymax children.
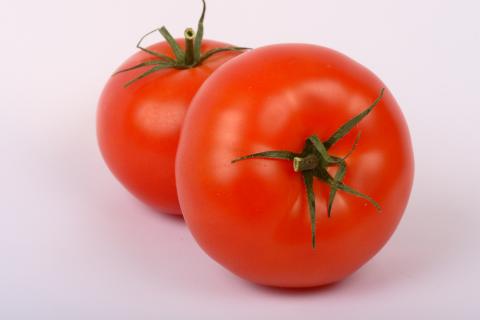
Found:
<box><xmin>97</xmin><ymin>1</ymin><xmax>245</xmax><ymax>214</ymax></box>
<box><xmin>176</xmin><ymin>44</ymin><xmax>414</xmax><ymax>287</ymax></box>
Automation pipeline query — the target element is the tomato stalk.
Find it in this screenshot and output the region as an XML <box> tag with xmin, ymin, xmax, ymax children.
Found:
<box><xmin>114</xmin><ymin>0</ymin><xmax>249</xmax><ymax>87</ymax></box>
<box><xmin>184</xmin><ymin>28</ymin><xmax>196</xmax><ymax>66</ymax></box>
<box><xmin>232</xmin><ymin>88</ymin><xmax>385</xmax><ymax>248</ymax></box>
<box><xmin>293</xmin><ymin>154</ymin><xmax>319</xmax><ymax>172</ymax></box>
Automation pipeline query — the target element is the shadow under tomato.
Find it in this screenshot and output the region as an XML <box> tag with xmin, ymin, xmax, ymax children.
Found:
<box><xmin>141</xmin><ymin>202</ymin><xmax>186</xmax><ymax>224</ymax></box>
<box><xmin>248</xmin><ymin>278</ymin><xmax>350</xmax><ymax>296</ymax></box>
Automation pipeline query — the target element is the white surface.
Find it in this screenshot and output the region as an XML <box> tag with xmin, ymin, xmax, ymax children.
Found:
<box><xmin>1</xmin><ymin>0</ymin><xmax>479</xmax><ymax>319</ymax></box>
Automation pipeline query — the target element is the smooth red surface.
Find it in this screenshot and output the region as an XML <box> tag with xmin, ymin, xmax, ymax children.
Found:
<box><xmin>97</xmin><ymin>40</ymin><xmax>242</xmax><ymax>215</ymax></box>
<box><xmin>176</xmin><ymin>44</ymin><xmax>414</xmax><ymax>287</ymax></box>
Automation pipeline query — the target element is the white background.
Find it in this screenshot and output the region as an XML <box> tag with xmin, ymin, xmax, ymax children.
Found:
<box><xmin>1</xmin><ymin>0</ymin><xmax>479</xmax><ymax>319</ymax></box>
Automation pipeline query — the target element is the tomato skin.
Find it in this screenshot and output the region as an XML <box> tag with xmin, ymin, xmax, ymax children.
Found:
<box><xmin>176</xmin><ymin>44</ymin><xmax>414</xmax><ymax>287</ymax></box>
<box><xmin>97</xmin><ymin>40</ymin><xmax>242</xmax><ymax>215</ymax></box>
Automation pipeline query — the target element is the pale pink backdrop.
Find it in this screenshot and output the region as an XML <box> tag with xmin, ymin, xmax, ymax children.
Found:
<box><xmin>1</xmin><ymin>0</ymin><xmax>478</xmax><ymax>318</ymax></box>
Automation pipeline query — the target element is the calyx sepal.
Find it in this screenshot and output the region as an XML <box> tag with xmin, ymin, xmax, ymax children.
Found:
<box><xmin>232</xmin><ymin>89</ymin><xmax>385</xmax><ymax>248</ymax></box>
<box><xmin>115</xmin><ymin>0</ymin><xmax>249</xmax><ymax>87</ymax></box>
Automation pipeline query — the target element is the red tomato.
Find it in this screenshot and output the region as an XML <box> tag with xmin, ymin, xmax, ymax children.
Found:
<box><xmin>176</xmin><ymin>44</ymin><xmax>414</xmax><ymax>287</ymax></box>
<box><xmin>97</xmin><ymin>1</ymin><xmax>245</xmax><ymax>214</ymax></box>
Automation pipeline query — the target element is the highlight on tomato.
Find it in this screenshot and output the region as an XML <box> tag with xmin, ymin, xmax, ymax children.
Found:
<box><xmin>176</xmin><ymin>44</ymin><xmax>414</xmax><ymax>287</ymax></box>
<box><xmin>97</xmin><ymin>0</ymin><xmax>247</xmax><ymax>214</ymax></box>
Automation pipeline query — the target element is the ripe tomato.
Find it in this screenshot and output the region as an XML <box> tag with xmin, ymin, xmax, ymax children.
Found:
<box><xmin>97</xmin><ymin>1</ymin><xmax>245</xmax><ymax>214</ymax></box>
<box><xmin>176</xmin><ymin>44</ymin><xmax>414</xmax><ymax>287</ymax></box>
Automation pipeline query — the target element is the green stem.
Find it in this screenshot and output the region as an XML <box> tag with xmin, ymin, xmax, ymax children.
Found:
<box><xmin>293</xmin><ymin>154</ymin><xmax>319</xmax><ymax>172</ymax></box>
<box><xmin>184</xmin><ymin>28</ymin><xmax>196</xmax><ymax>66</ymax></box>
<box><xmin>116</xmin><ymin>1</ymin><xmax>249</xmax><ymax>86</ymax></box>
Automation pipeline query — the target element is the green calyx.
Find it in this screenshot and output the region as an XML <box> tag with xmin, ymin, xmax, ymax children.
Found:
<box><xmin>115</xmin><ymin>0</ymin><xmax>248</xmax><ymax>87</ymax></box>
<box><xmin>232</xmin><ymin>88</ymin><xmax>385</xmax><ymax>248</ymax></box>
